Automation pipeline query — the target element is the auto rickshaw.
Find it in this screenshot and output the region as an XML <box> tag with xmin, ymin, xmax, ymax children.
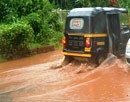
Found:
<box><xmin>62</xmin><ymin>7</ymin><xmax>130</xmax><ymax>64</ymax></box>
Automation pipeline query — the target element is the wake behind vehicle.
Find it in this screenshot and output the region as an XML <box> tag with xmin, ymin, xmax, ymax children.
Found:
<box><xmin>62</xmin><ymin>7</ymin><xmax>130</xmax><ymax>64</ymax></box>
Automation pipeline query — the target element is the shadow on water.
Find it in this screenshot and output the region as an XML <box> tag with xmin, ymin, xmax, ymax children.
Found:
<box><xmin>0</xmin><ymin>48</ymin><xmax>63</xmax><ymax>73</ymax></box>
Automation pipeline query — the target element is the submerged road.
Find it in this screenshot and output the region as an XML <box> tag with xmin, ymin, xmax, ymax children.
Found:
<box><xmin>0</xmin><ymin>49</ymin><xmax>130</xmax><ymax>102</ymax></box>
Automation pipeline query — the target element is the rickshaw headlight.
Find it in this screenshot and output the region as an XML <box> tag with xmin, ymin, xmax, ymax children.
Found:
<box><xmin>126</xmin><ymin>46</ymin><xmax>130</xmax><ymax>54</ymax></box>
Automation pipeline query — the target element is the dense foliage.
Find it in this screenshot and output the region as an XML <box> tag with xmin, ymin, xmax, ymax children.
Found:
<box><xmin>0</xmin><ymin>22</ymin><xmax>34</xmax><ymax>59</ymax></box>
<box><xmin>49</xmin><ymin>0</ymin><xmax>130</xmax><ymax>10</ymax></box>
<box><xmin>0</xmin><ymin>0</ymin><xmax>64</xmax><ymax>59</ymax></box>
<box><xmin>0</xmin><ymin>0</ymin><xmax>47</xmax><ymax>22</ymax></box>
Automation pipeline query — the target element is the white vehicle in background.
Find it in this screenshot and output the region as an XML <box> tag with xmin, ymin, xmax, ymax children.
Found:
<box><xmin>125</xmin><ymin>39</ymin><xmax>130</xmax><ymax>65</ymax></box>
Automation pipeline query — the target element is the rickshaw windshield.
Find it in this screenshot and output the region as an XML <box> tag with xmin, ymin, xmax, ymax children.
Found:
<box><xmin>65</xmin><ymin>17</ymin><xmax>90</xmax><ymax>34</ymax></box>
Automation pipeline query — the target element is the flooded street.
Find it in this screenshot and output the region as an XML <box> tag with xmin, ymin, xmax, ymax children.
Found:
<box><xmin>0</xmin><ymin>49</ymin><xmax>130</xmax><ymax>102</ymax></box>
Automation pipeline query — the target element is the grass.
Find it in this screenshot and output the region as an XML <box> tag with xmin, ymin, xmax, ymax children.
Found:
<box><xmin>28</xmin><ymin>43</ymin><xmax>42</xmax><ymax>49</ymax></box>
<box><xmin>0</xmin><ymin>56</ymin><xmax>7</xmax><ymax>63</ymax></box>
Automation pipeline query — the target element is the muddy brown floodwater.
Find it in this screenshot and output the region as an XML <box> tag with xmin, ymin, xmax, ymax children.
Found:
<box><xmin>0</xmin><ymin>48</ymin><xmax>130</xmax><ymax>102</ymax></box>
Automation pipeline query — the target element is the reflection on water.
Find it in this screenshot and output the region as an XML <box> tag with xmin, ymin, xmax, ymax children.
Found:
<box><xmin>0</xmin><ymin>50</ymin><xmax>130</xmax><ymax>102</ymax></box>
<box><xmin>0</xmin><ymin>48</ymin><xmax>63</xmax><ymax>72</ymax></box>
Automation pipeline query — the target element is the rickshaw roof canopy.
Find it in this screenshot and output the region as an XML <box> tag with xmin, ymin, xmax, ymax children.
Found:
<box><xmin>67</xmin><ymin>7</ymin><xmax>128</xmax><ymax>17</ymax></box>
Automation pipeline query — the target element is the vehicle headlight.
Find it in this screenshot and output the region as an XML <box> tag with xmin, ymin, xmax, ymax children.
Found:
<box><xmin>126</xmin><ymin>46</ymin><xmax>130</xmax><ymax>53</ymax></box>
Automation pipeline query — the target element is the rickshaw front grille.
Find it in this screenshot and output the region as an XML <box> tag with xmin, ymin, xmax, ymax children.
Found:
<box><xmin>66</xmin><ymin>36</ymin><xmax>84</xmax><ymax>52</ymax></box>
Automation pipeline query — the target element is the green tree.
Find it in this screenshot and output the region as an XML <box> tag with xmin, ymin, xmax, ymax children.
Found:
<box><xmin>49</xmin><ymin>0</ymin><xmax>130</xmax><ymax>10</ymax></box>
<box><xmin>0</xmin><ymin>0</ymin><xmax>52</xmax><ymax>22</ymax></box>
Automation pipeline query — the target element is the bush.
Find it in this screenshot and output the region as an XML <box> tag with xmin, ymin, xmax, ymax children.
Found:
<box><xmin>22</xmin><ymin>10</ymin><xmax>64</xmax><ymax>46</ymax></box>
<box><xmin>0</xmin><ymin>22</ymin><xmax>34</xmax><ymax>59</ymax></box>
<box><xmin>34</xmin><ymin>11</ymin><xmax>64</xmax><ymax>45</ymax></box>
<box><xmin>23</xmin><ymin>12</ymin><xmax>42</xmax><ymax>36</ymax></box>
<box><xmin>0</xmin><ymin>0</ymin><xmax>65</xmax><ymax>60</ymax></box>
<box><xmin>49</xmin><ymin>31</ymin><xmax>63</xmax><ymax>48</ymax></box>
